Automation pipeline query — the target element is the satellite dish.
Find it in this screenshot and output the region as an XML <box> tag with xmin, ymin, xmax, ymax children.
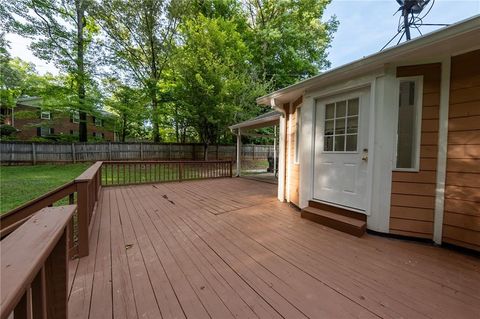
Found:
<box><xmin>382</xmin><ymin>0</ymin><xmax>447</xmax><ymax>50</ymax></box>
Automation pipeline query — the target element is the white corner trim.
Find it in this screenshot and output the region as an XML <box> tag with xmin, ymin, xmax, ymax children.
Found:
<box><xmin>434</xmin><ymin>57</ymin><xmax>451</xmax><ymax>245</ymax></box>
<box><xmin>286</xmin><ymin>102</ymin><xmax>293</xmax><ymax>202</ymax></box>
<box><xmin>278</xmin><ymin>115</ymin><xmax>287</xmax><ymax>202</ymax></box>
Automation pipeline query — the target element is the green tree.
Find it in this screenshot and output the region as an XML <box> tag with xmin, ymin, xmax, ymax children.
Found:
<box><xmin>243</xmin><ymin>0</ymin><xmax>338</xmax><ymax>88</ymax></box>
<box><xmin>93</xmin><ymin>0</ymin><xmax>187</xmax><ymax>142</ymax></box>
<box><xmin>2</xmin><ymin>0</ymin><xmax>98</xmax><ymax>141</ymax></box>
<box><xmin>104</xmin><ymin>80</ymin><xmax>148</xmax><ymax>142</ymax></box>
<box><xmin>175</xmin><ymin>13</ymin><xmax>268</xmax><ymax>158</ymax></box>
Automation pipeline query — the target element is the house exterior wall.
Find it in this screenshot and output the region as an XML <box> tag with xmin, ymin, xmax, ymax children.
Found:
<box><xmin>285</xmin><ymin>96</ymin><xmax>302</xmax><ymax>206</ymax></box>
<box><xmin>389</xmin><ymin>63</ymin><xmax>442</xmax><ymax>239</ymax></box>
<box><xmin>10</xmin><ymin>105</ymin><xmax>115</xmax><ymax>141</ymax></box>
<box><xmin>443</xmin><ymin>49</ymin><xmax>480</xmax><ymax>251</ymax></box>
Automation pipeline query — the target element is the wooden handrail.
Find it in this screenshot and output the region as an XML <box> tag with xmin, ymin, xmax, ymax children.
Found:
<box><xmin>1</xmin><ymin>205</ymin><xmax>75</xmax><ymax>319</ymax></box>
<box><xmin>75</xmin><ymin>161</ymin><xmax>103</xmax><ymax>181</ymax></box>
<box><xmin>0</xmin><ymin>182</ymin><xmax>76</xmax><ymax>239</ymax></box>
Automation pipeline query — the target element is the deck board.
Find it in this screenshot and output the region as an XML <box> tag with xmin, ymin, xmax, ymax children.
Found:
<box><xmin>69</xmin><ymin>178</ymin><xmax>480</xmax><ymax>319</ymax></box>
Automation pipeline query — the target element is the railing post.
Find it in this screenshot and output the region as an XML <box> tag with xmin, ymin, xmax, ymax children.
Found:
<box><xmin>45</xmin><ymin>228</ymin><xmax>68</xmax><ymax>318</ymax></box>
<box><xmin>179</xmin><ymin>162</ymin><xmax>184</xmax><ymax>182</ymax></box>
<box><xmin>32</xmin><ymin>142</ymin><xmax>37</xmax><ymax>165</ymax></box>
<box><xmin>76</xmin><ymin>181</ymin><xmax>89</xmax><ymax>258</ymax></box>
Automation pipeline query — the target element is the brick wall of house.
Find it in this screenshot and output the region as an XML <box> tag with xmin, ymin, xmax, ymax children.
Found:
<box><xmin>11</xmin><ymin>105</ymin><xmax>115</xmax><ymax>141</ymax></box>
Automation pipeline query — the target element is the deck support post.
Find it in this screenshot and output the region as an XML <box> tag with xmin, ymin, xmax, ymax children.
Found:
<box><xmin>236</xmin><ymin>129</ymin><xmax>241</xmax><ymax>177</ymax></box>
<box><xmin>76</xmin><ymin>181</ymin><xmax>89</xmax><ymax>258</ymax></box>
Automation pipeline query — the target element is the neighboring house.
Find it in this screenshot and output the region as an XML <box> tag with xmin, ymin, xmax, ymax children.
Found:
<box><xmin>253</xmin><ymin>16</ymin><xmax>479</xmax><ymax>252</ymax></box>
<box><xmin>1</xmin><ymin>96</ymin><xmax>117</xmax><ymax>141</ymax></box>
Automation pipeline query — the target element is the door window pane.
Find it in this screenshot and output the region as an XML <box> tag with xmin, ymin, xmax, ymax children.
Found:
<box><xmin>348</xmin><ymin>98</ymin><xmax>359</xmax><ymax>116</ymax></box>
<box><xmin>324</xmin><ymin>136</ymin><xmax>334</xmax><ymax>151</ymax></box>
<box><xmin>334</xmin><ymin>135</ymin><xmax>345</xmax><ymax>151</ymax></box>
<box><xmin>323</xmin><ymin>97</ymin><xmax>359</xmax><ymax>152</ymax></box>
<box><xmin>325</xmin><ymin>120</ymin><xmax>334</xmax><ymax>135</ymax></box>
<box><xmin>335</xmin><ymin>118</ymin><xmax>345</xmax><ymax>134</ymax></box>
<box><xmin>347</xmin><ymin>117</ymin><xmax>358</xmax><ymax>134</ymax></box>
<box><xmin>325</xmin><ymin>104</ymin><xmax>335</xmax><ymax>119</ymax></box>
<box><xmin>336</xmin><ymin>101</ymin><xmax>346</xmax><ymax>117</ymax></box>
<box><xmin>346</xmin><ymin>135</ymin><xmax>357</xmax><ymax>151</ymax></box>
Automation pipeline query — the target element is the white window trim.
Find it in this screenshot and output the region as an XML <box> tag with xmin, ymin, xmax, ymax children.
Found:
<box><xmin>393</xmin><ymin>75</ymin><xmax>423</xmax><ymax>172</ymax></box>
<box><xmin>95</xmin><ymin>117</ymin><xmax>102</xmax><ymax>127</ymax></box>
<box><xmin>294</xmin><ymin>106</ymin><xmax>302</xmax><ymax>164</ymax></box>
<box><xmin>72</xmin><ymin>111</ymin><xmax>80</xmax><ymax>123</ymax></box>
<box><xmin>40</xmin><ymin>111</ymin><xmax>51</xmax><ymax>120</ymax></box>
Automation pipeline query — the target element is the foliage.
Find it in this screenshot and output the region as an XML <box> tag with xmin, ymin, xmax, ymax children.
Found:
<box><xmin>242</xmin><ymin>0</ymin><xmax>338</xmax><ymax>89</ymax></box>
<box><xmin>93</xmin><ymin>0</ymin><xmax>187</xmax><ymax>142</ymax></box>
<box><xmin>104</xmin><ymin>79</ymin><xmax>149</xmax><ymax>141</ymax></box>
<box><xmin>2</xmin><ymin>0</ymin><xmax>100</xmax><ymax>141</ymax></box>
<box><xmin>0</xmin><ymin>124</ymin><xmax>17</xmax><ymax>136</ymax></box>
<box><xmin>174</xmin><ymin>13</ymin><xmax>268</xmax><ymax>158</ymax></box>
<box><xmin>2</xmin><ymin>0</ymin><xmax>337</xmax><ymax>144</ymax></box>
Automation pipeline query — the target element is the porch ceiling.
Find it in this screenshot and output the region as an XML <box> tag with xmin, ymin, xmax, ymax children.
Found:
<box><xmin>229</xmin><ymin>110</ymin><xmax>281</xmax><ymax>131</ymax></box>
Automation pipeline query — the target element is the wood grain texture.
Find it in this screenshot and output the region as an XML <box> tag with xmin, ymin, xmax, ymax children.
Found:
<box><xmin>67</xmin><ymin>179</ymin><xmax>480</xmax><ymax>318</ymax></box>
<box><xmin>444</xmin><ymin>50</ymin><xmax>480</xmax><ymax>250</ymax></box>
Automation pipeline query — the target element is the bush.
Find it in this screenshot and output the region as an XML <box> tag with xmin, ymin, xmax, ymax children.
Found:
<box><xmin>0</xmin><ymin>124</ymin><xmax>17</xmax><ymax>136</ymax></box>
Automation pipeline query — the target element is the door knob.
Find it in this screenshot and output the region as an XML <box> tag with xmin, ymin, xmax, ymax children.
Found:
<box><xmin>361</xmin><ymin>149</ymin><xmax>368</xmax><ymax>161</ymax></box>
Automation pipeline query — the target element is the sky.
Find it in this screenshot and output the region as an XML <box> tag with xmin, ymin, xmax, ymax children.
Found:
<box><xmin>322</xmin><ymin>0</ymin><xmax>480</xmax><ymax>69</ymax></box>
<box><xmin>4</xmin><ymin>0</ymin><xmax>480</xmax><ymax>75</ymax></box>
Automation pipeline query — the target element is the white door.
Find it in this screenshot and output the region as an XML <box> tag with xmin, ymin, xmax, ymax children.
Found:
<box><xmin>313</xmin><ymin>89</ymin><xmax>370</xmax><ymax>211</ymax></box>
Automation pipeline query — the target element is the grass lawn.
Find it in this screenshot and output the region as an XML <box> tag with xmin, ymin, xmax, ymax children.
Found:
<box><xmin>0</xmin><ymin>163</ymin><xmax>92</xmax><ymax>214</ymax></box>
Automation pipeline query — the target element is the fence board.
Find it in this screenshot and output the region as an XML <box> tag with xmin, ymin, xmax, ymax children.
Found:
<box><xmin>0</xmin><ymin>142</ymin><xmax>276</xmax><ymax>164</ymax></box>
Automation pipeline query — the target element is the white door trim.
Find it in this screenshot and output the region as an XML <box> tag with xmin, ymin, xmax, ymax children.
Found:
<box><xmin>434</xmin><ymin>57</ymin><xmax>451</xmax><ymax>245</ymax></box>
<box><xmin>311</xmin><ymin>84</ymin><xmax>374</xmax><ymax>214</ymax></box>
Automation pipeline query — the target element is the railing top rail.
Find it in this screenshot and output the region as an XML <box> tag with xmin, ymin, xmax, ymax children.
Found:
<box><xmin>75</xmin><ymin>161</ymin><xmax>103</xmax><ymax>181</ymax></box>
<box><xmin>0</xmin><ymin>205</ymin><xmax>76</xmax><ymax>319</ymax></box>
<box><xmin>102</xmin><ymin>160</ymin><xmax>232</xmax><ymax>164</ymax></box>
<box><xmin>0</xmin><ymin>181</ymin><xmax>76</xmax><ymax>239</ymax></box>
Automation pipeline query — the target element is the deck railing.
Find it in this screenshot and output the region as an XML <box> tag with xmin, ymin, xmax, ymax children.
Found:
<box><xmin>0</xmin><ymin>160</ymin><xmax>232</xmax><ymax>319</ymax></box>
<box><xmin>0</xmin><ymin>162</ymin><xmax>103</xmax><ymax>258</ymax></box>
<box><xmin>101</xmin><ymin>160</ymin><xmax>233</xmax><ymax>186</ymax></box>
<box><xmin>1</xmin><ymin>205</ymin><xmax>76</xmax><ymax>319</ymax></box>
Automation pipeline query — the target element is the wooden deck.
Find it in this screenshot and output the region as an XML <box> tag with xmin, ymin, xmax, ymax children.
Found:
<box><xmin>68</xmin><ymin>178</ymin><xmax>480</xmax><ymax>319</ymax></box>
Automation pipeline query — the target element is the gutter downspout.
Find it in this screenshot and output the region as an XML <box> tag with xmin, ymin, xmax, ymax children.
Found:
<box><xmin>271</xmin><ymin>98</ymin><xmax>287</xmax><ymax>202</ymax></box>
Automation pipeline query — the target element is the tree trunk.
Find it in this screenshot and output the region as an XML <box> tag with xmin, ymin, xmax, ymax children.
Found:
<box><xmin>76</xmin><ymin>0</ymin><xmax>87</xmax><ymax>142</ymax></box>
<box><xmin>121</xmin><ymin>114</ymin><xmax>127</xmax><ymax>142</ymax></box>
<box><xmin>203</xmin><ymin>143</ymin><xmax>208</xmax><ymax>161</ymax></box>
<box><xmin>151</xmin><ymin>93</ymin><xmax>160</xmax><ymax>142</ymax></box>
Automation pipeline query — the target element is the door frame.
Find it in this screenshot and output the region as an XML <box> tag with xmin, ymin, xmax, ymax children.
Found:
<box><xmin>306</xmin><ymin>79</ymin><xmax>377</xmax><ymax>216</ymax></box>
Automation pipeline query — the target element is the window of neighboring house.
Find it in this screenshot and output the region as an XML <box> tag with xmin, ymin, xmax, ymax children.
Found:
<box><xmin>395</xmin><ymin>77</ymin><xmax>423</xmax><ymax>171</ymax></box>
<box><xmin>95</xmin><ymin>117</ymin><xmax>102</xmax><ymax>127</ymax></box>
<box><xmin>40</xmin><ymin>111</ymin><xmax>51</xmax><ymax>120</ymax></box>
<box><xmin>92</xmin><ymin>132</ymin><xmax>96</xmax><ymax>137</ymax></box>
<box><xmin>323</xmin><ymin>98</ymin><xmax>359</xmax><ymax>152</ymax></box>
<box><xmin>71</xmin><ymin>111</ymin><xmax>80</xmax><ymax>123</ymax></box>
<box><xmin>70</xmin><ymin>130</ymin><xmax>78</xmax><ymax>135</ymax></box>
<box><xmin>294</xmin><ymin>107</ymin><xmax>301</xmax><ymax>164</ymax></box>
<box><xmin>101</xmin><ymin>132</ymin><xmax>105</xmax><ymax>138</ymax></box>
<box><xmin>37</xmin><ymin>127</ymin><xmax>54</xmax><ymax>137</ymax></box>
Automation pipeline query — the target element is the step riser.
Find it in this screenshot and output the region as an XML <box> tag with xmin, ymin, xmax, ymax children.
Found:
<box><xmin>301</xmin><ymin>210</ymin><xmax>366</xmax><ymax>237</ymax></box>
<box><xmin>308</xmin><ymin>200</ymin><xmax>366</xmax><ymax>221</ymax></box>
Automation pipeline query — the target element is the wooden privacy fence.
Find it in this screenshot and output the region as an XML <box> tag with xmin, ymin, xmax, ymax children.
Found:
<box><xmin>0</xmin><ymin>142</ymin><xmax>276</xmax><ymax>164</ymax></box>
<box><xmin>0</xmin><ymin>160</ymin><xmax>232</xmax><ymax>319</ymax></box>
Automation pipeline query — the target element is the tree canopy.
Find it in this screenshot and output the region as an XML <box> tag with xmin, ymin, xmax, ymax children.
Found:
<box><xmin>1</xmin><ymin>0</ymin><xmax>337</xmax><ymax>147</ymax></box>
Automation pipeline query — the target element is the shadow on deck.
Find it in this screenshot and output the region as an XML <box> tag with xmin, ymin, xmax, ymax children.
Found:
<box><xmin>68</xmin><ymin>178</ymin><xmax>480</xmax><ymax>319</ymax></box>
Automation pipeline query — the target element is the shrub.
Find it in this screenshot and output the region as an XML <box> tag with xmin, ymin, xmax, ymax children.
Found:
<box><xmin>0</xmin><ymin>124</ymin><xmax>18</xmax><ymax>136</ymax></box>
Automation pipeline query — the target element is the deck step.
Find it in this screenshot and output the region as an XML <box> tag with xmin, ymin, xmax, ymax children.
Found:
<box><xmin>301</xmin><ymin>206</ymin><xmax>366</xmax><ymax>237</ymax></box>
